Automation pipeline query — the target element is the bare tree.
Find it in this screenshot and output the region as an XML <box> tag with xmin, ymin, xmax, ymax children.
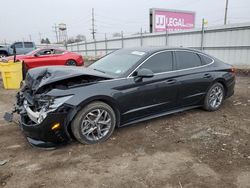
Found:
<box><xmin>112</xmin><ymin>32</ymin><xmax>122</xmax><ymax>38</ymax></box>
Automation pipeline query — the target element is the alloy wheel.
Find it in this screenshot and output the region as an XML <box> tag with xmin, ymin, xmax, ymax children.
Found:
<box><xmin>80</xmin><ymin>109</ymin><xmax>112</xmax><ymax>141</ymax></box>
<box><xmin>208</xmin><ymin>86</ymin><xmax>224</xmax><ymax>109</ymax></box>
<box><xmin>66</xmin><ymin>60</ymin><xmax>77</xmax><ymax>66</ymax></box>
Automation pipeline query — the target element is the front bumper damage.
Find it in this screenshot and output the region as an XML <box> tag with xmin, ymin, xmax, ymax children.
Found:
<box><xmin>3</xmin><ymin>66</ymin><xmax>112</xmax><ymax>149</ymax></box>
<box><xmin>20</xmin><ymin>110</ymin><xmax>70</xmax><ymax>148</ymax></box>
<box><xmin>5</xmin><ymin>91</ymin><xmax>72</xmax><ymax>149</ymax></box>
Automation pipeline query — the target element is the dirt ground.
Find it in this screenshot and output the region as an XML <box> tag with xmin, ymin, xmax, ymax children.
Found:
<box><xmin>0</xmin><ymin>76</ymin><xmax>249</xmax><ymax>188</ymax></box>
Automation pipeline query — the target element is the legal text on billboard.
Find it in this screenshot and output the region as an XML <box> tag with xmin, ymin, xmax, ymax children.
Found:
<box><xmin>154</xmin><ymin>10</ymin><xmax>195</xmax><ymax>32</ymax></box>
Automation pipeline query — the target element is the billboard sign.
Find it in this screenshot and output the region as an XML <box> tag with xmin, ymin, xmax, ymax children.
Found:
<box><xmin>150</xmin><ymin>9</ymin><xmax>195</xmax><ymax>33</ymax></box>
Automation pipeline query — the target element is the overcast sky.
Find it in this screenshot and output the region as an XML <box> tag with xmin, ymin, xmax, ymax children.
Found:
<box><xmin>1</xmin><ymin>0</ymin><xmax>250</xmax><ymax>44</ymax></box>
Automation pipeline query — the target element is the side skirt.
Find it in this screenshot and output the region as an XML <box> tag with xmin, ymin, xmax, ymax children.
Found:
<box><xmin>120</xmin><ymin>105</ymin><xmax>202</xmax><ymax>127</ymax></box>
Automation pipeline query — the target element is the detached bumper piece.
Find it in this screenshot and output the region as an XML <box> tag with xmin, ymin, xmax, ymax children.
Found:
<box><xmin>26</xmin><ymin>137</ymin><xmax>57</xmax><ymax>150</ymax></box>
<box><xmin>20</xmin><ymin>112</ymin><xmax>70</xmax><ymax>149</ymax></box>
<box><xmin>4</xmin><ymin>112</ymin><xmax>14</xmax><ymax>122</ymax></box>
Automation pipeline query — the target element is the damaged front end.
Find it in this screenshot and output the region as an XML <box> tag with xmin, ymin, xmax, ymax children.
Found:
<box><xmin>4</xmin><ymin>66</ymin><xmax>112</xmax><ymax>148</ymax></box>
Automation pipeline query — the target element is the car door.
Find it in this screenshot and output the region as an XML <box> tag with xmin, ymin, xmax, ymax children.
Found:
<box><xmin>34</xmin><ymin>49</ymin><xmax>62</xmax><ymax>67</ymax></box>
<box><xmin>23</xmin><ymin>42</ymin><xmax>35</xmax><ymax>54</ymax></box>
<box><xmin>39</xmin><ymin>49</ymin><xmax>65</xmax><ymax>65</ymax></box>
<box><xmin>120</xmin><ymin>51</ymin><xmax>180</xmax><ymax>123</ymax></box>
<box><xmin>174</xmin><ymin>50</ymin><xmax>213</xmax><ymax>107</ymax></box>
<box><xmin>12</xmin><ymin>42</ymin><xmax>24</xmax><ymax>55</ymax></box>
<box><xmin>52</xmin><ymin>49</ymin><xmax>67</xmax><ymax>65</ymax></box>
<box><xmin>24</xmin><ymin>49</ymin><xmax>51</xmax><ymax>68</ymax></box>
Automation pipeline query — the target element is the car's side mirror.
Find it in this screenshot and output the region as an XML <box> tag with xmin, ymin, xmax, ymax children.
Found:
<box><xmin>34</xmin><ymin>53</ymin><xmax>39</xmax><ymax>57</ymax></box>
<box><xmin>136</xmin><ymin>68</ymin><xmax>154</xmax><ymax>78</ymax></box>
<box><xmin>133</xmin><ymin>68</ymin><xmax>154</xmax><ymax>82</ymax></box>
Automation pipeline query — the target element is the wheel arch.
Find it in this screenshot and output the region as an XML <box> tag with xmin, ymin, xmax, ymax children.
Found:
<box><xmin>213</xmin><ymin>78</ymin><xmax>228</xmax><ymax>96</ymax></box>
<box><xmin>66</xmin><ymin>95</ymin><xmax>121</xmax><ymax>139</ymax></box>
<box><xmin>65</xmin><ymin>59</ymin><xmax>77</xmax><ymax>65</ymax></box>
<box><xmin>0</xmin><ymin>50</ymin><xmax>8</xmax><ymax>56</ymax></box>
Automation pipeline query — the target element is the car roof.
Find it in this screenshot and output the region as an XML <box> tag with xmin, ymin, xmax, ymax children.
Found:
<box><xmin>37</xmin><ymin>47</ymin><xmax>66</xmax><ymax>51</ymax></box>
<box><xmin>121</xmin><ymin>46</ymin><xmax>203</xmax><ymax>54</ymax></box>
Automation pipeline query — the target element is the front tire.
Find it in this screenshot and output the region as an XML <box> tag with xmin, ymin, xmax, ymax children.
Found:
<box><xmin>71</xmin><ymin>101</ymin><xmax>116</xmax><ymax>144</ymax></box>
<box><xmin>0</xmin><ymin>53</ymin><xmax>7</xmax><ymax>58</ymax></box>
<box><xmin>203</xmin><ymin>82</ymin><xmax>225</xmax><ymax>111</ymax></box>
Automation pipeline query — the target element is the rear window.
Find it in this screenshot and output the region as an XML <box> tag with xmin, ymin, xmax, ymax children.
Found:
<box><xmin>201</xmin><ymin>55</ymin><xmax>213</xmax><ymax>65</ymax></box>
<box><xmin>54</xmin><ymin>49</ymin><xmax>64</xmax><ymax>54</ymax></box>
<box><xmin>176</xmin><ymin>51</ymin><xmax>202</xmax><ymax>70</ymax></box>
<box><xmin>24</xmin><ymin>42</ymin><xmax>34</xmax><ymax>48</ymax></box>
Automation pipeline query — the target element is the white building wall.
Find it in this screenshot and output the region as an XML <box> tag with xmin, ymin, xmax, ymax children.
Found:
<box><xmin>67</xmin><ymin>22</ymin><xmax>250</xmax><ymax>66</ymax></box>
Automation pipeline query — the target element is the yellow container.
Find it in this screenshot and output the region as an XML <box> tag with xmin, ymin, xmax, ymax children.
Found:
<box><xmin>0</xmin><ymin>61</ymin><xmax>23</xmax><ymax>89</ymax></box>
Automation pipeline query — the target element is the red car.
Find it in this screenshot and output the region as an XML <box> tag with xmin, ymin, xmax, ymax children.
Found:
<box><xmin>7</xmin><ymin>47</ymin><xmax>84</xmax><ymax>72</ymax></box>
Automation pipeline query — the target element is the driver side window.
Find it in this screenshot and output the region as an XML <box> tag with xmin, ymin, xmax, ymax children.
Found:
<box><xmin>37</xmin><ymin>49</ymin><xmax>53</xmax><ymax>56</ymax></box>
<box><xmin>12</xmin><ymin>42</ymin><xmax>23</xmax><ymax>48</ymax></box>
<box><xmin>139</xmin><ymin>51</ymin><xmax>173</xmax><ymax>73</ymax></box>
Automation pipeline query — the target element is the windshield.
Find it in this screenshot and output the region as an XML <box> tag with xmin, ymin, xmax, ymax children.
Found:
<box><xmin>89</xmin><ymin>49</ymin><xmax>147</xmax><ymax>77</ymax></box>
<box><xmin>26</xmin><ymin>49</ymin><xmax>39</xmax><ymax>55</ymax></box>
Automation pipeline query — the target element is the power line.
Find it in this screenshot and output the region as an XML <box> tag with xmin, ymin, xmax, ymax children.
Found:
<box><xmin>68</xmin><ymin>18</ymin><xmax>92</xmax><ymax>27</ymax></box>
<box><xmin>224</xmin><ymin>0</ymin><xmax>229</xmax><ymax>24</ymax></box>
<box><xmin>91</xmin><ymin>8</ymin><xmax>96</xmax><ymax>40</ymax></box>
<box><xmin>169</xmin><ymin>0</ymin><xmax>202</xmax><ymax>8</ymax></box>
<box><xmin>95</xmin><ymin>13</ymin><xmax>146</xmax><ymax>24</ymax></box>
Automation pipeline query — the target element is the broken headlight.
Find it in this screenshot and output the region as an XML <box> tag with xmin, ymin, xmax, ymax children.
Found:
<box><xmin>37</xmin><ymin>95</ymin><xmax>73</xmax><ymax>123</ymax></box>
<box><xmin>43</xmin><ymin>95</ymin><xmax>73</xmax><ymax>110</ymax></box>
<box><xmin>25</xmin><ymin>95</ymin><xmax>73</xmax><ymax>124</ymax></box>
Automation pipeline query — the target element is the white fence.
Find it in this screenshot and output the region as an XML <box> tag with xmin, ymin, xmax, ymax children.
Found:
<box><xmin>36</xmin><ymin>44</ymin><xmax>64</xmax><ymax>49</ymax></box>
<box><xmin>66</xmin><ymin>22</ymin><xmax>250</xmax><ymax>66</ymax></box>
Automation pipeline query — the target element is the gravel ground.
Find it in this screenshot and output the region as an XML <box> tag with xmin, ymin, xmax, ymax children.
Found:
<box><xmin>0</xmin><ymin>76</ymin><xmax>249</xmax><ymax>188</ymax></box>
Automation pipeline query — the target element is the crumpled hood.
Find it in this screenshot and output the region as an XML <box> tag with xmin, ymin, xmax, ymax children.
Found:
<box><xmin>25</xmin><ymin>66</ymin><xmax>113</xmax><ymax>92</ymax></box>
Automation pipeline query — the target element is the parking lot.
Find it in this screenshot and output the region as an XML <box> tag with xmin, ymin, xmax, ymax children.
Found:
<box><xmin>0</xmin><ymin>75</ymin><xmax>248</xmax><ymax>188</ymax></box>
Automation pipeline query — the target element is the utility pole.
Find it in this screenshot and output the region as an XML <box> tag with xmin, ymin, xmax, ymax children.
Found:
<box><xmin>91</xmin><ymin>8</ymin><xmax>96</xmax><ymax>40</ymax></box>
<box><xmin>105</xmin><ymin>33</ymin><xmax>108</xmax><ymax>55</ymax></box>
<box><xmin>29</xmin><ymin>34</ymin><xmax>32</xmax><ymax>41</ymax></box>
<box><xmin>224</xmin><ymin>0</ymin><xmax>229</xmax><ymax>25</ymax></box>
<box><xmin>121</xmin><ymin>31</ymin><xmax>124</xmax><ymax>48</ymax></box>
<box><xmin>38</xmin><ymin>32</ymin><xmax>42</xmax><ymax>43</ymax></box>
<box><xmin>165</xmin><ymin>23</ymin><xmax>168</xmax><ymax>46</ymax></box>
<box><xmin>140</xmin><ymin>27</ymin><xmax>143</xmax><ymax>46</ymax></box>
<box><xmin>52</xmin><ymin>24</ymin><xmax>59</xmax><ymax>43</ymax></box>
<box><xmin>201</xmin><ymin>18</ymin><xmax>205</xmax><ymax>51</ymax></box>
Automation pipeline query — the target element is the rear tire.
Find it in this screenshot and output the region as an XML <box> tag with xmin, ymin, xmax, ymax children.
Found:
<box><xmin>71</xmin><ymin>101</ymin><xmax>116</xmax><ymax>144</ymax></box>
<box><xmin>66</xmin><ymin>60</ymin><xmax>77</xmax><ymax>66</ymax></box>
<box><xmin>0</xmin><ymin>53</ymin><xmax>7</xmax><ymax>58</ymax></box>
<box><xmin>203</xmin><ymin>82</ymin><xmax>225</xmax><ymax>111</ymax></box>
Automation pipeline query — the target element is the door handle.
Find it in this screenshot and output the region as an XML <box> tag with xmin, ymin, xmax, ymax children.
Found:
<box><xmin>166</xmin><ymin>79</ymin><xmax>176</xmax><ymax>85</ymax></box>
<box><xmin>203</xmin><ymin>73</ymin><xmax>212</xmax><ymax>78</ymax></box>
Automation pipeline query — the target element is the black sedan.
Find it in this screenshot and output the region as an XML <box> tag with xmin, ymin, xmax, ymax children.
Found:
<box><xmin>6</xmin><ymin>47</ymin><xmax>235</xmax><ymax>148</ymax></box>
